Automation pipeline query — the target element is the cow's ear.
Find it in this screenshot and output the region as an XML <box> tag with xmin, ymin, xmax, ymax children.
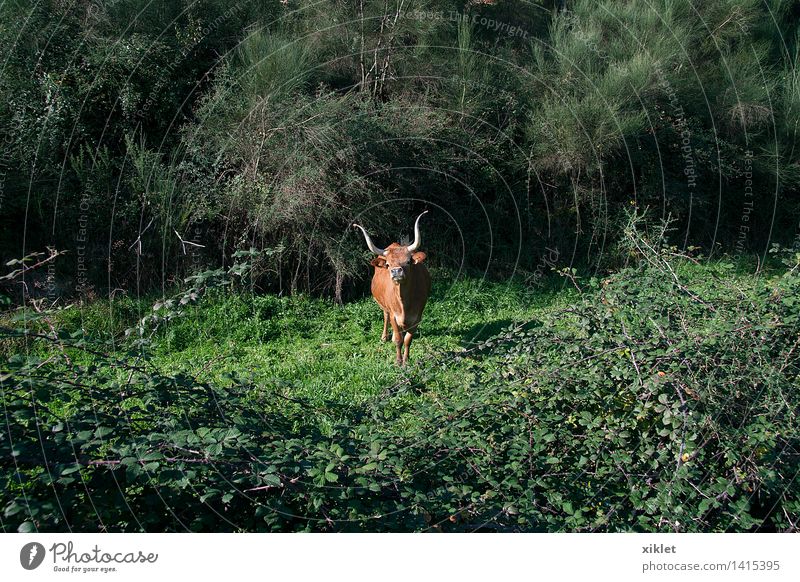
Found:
<box><xmin>371</xmin><ymin>256</ymin><xmax>387</xmax><ymax>268</ymax></box>
<box><xmin>411</xmin><ymin>251</ymin><xmax>427</xmax><ymax>264</ymax></box>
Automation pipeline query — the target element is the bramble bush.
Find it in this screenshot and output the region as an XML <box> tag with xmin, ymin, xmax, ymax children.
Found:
<box><xmin>1</xmin><ymin>225</ymin><xmax>798</xmax><ymax>532</ymax></box>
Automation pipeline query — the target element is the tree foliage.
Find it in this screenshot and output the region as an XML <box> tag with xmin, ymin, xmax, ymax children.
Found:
<box><xmin>2</xmin><ymin>1</ymin><xmax>799</xmax><ymax>297</ymax></box>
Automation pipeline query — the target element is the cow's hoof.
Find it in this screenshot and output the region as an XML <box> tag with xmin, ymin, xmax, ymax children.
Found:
<box><xmin>381</xmin><ymin>335</ymin><xmax>390</xmax><ymax>342</ymax></box>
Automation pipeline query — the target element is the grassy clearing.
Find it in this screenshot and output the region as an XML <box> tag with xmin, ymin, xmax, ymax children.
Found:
<box><xmin>28</xmin><ymin>274</ymin><xmax>573</xmax><ymax>420</ymax></box>
<box><xmin>10</xmin><ymin>257</ymin><xmax>769</xmax><ymax>396</ymax></box>
<box><xmin>9</xmin><ymin>256</ymin><xmax>768</xmax><ymax>431</ymax></box>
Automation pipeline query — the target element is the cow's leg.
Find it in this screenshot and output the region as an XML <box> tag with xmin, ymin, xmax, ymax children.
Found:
<box><xmin>401</xmin><ymin>331</ymin><xmax>414</xmax><ymax>366</ymax></box>
<box><xmin>381</xmin><ymin>310</ymin><xmax>390</xmax><ymax>342</ymax></box>
<box><xmin>390</xmin><ymin>318</ymin><xmax>403</xmax><ymax>365</ymax></box>
<box><xmin>403</xmin><ymin>321</ymin><xmax>419</xmax><ymax>365</ymax></box>
<box><xmin>403</xmin><ymin>322</ymin><xmax>419</xmax><ymax>366</ymax></box>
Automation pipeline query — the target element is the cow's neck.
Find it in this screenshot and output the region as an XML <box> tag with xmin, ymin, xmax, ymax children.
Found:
<box><xmin>392</xmin><ymin>271</ymin><xmax>416</xmax><ymax>305</ymax></box>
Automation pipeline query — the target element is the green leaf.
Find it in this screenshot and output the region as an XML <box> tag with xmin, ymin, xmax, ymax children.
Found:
<box><xmin>94</xmin><ymin>426</ymin><xmax>114</xmax><ymax>438</ymax></box>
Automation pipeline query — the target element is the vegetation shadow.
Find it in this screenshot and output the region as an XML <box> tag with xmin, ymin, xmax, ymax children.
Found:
<box><xmin>460</xmin><ymin>319</ymin><xmax>517</xmax><ymax>349</ymax></box>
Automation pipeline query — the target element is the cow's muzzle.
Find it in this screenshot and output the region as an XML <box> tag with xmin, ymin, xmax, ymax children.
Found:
<box><xmin>390</xmin><ymin>267</ymin><xmax>404</xmax><ymax>283</ymax></box>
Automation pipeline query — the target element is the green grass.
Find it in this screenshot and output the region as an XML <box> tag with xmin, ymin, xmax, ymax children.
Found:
<box><xmin>197</xmin><ymin>280</ymin><xmax>560</xmax><ymax>388</ymax></box>
<box><xmin>8</xmin><ymin>257</ymin><xmax>770</xmax><ymax>393</ymax></box>
<box><xmin>4</xmin><ymin>257</ymin><xmax>770</xmax><ymax>420</ymax></box>
<box><xmin>17</xmin><ymin>274</ymin><xmax>573</xmax><ymax>422</ymax></box>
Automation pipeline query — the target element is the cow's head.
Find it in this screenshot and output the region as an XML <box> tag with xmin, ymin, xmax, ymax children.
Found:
<box><xmin>353</xmin><ymin>211</ymin><xmax>428</xmax><ymax>285</ymax></box>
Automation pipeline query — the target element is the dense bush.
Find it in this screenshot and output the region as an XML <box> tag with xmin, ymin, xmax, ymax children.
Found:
<box><xmin>2</xmin><ymin>227</ymin><xmax>797</xmax><ymax>532</ymax></box>
<box><xmin>3</xmin><ymin>1</ymin><xmax>800</xmax><ymax>299</ymax></box>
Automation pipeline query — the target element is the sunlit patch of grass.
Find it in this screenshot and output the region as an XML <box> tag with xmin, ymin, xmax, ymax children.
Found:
<box><xmin>142</xmin><ymin>276</ymin><xmax>567</xmax><ymax>406</ymax></box>
<box><xmin>30</xmin><ymin>275</ymin><xmax>569</xmax><ymax>426</ymax></box>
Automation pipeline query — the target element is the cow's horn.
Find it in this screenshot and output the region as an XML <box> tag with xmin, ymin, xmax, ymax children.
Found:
<box><xmin>406</xmin><ymin>210</ymin><xmax>428</xmax><ymax>253</ymax></box>
<box><xmin>352</xmin><ymin>223</ymin><xmax>386</xmax><ymax>255</ymax></box>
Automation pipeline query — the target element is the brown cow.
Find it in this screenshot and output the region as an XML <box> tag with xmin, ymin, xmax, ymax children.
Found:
<box><xmin>353</xmin><ymin>211</ymin><xmax>431</xmax><ymax>366</ymax></box>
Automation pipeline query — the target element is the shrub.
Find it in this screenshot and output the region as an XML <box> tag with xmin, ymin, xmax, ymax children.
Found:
<box><xmin>2</xmin><ymin>225</ymin><xmax>797</xmax><ymax>532</ymax></box>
